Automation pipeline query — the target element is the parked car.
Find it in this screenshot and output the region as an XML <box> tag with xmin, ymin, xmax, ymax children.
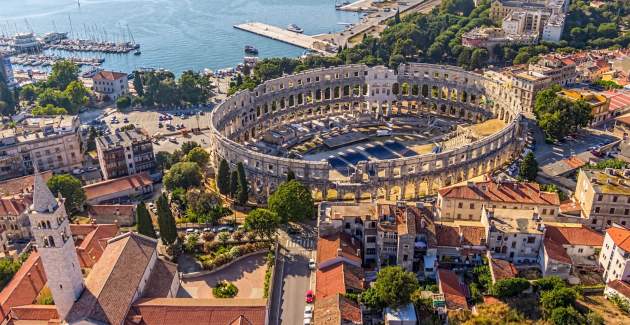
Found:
<box><xmin>308</xmin><ymin>259</ymin><xmax>316</xmax><ymax>270</ymax></box>
<box><xmin>304</xmin><ymin>305</ymin><xmax>313</xmax><ymax>320</ymax></box>
<box><xmin>305</xmin><ymin>290</ymin><xmax>314</xmax><ymax>303</ymax></box>
<box><xmin>185</xmin><ymin>228</ymin><xmax>195</xmax><ymax>234</ymax></box>
<box><xmin>217</xmin><ymin>225</ymin><xmax>235</xmax><ymax>233</ymax></box>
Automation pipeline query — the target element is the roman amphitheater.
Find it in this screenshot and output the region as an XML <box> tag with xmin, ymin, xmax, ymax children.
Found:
<box><xmin>209</xmin><ymin>63</ymin><xmax>526</xmax><ymax>203</ymax></box>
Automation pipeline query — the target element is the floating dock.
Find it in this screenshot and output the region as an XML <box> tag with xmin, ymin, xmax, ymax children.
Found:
<box><xmin>233</xmin><ymin>22</ymin><xmax>336</xmax><ymax>55</ymax></box>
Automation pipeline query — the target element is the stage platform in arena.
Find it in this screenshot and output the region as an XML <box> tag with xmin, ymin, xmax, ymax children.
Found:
<box><xmin>323</xmin><ymin>131</ymin><xmax>369</xmax><ymax>149</ymax></box>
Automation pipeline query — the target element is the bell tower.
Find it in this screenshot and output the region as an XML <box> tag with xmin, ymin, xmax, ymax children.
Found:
<box><xmin>28</xmin><ymin>172</ymin><xmax>84</xmax><ymax>320</ymax></box>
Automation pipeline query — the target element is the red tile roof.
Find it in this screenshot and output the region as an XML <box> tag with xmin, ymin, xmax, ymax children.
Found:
<box><xmin>75</xmin><ymin>224</ymin><xmax>120</xmax><ymax>268</ymax></box>
<box><xmin>0</xmin><ymin>171</ymin><xmax>53</xmax><ymax>196</ymax></box>
<box><xmin>0</xmin><ymin>252</ymin><xmax>47</xmax><ymax>320</ymax></box>
<box><xmin>460</xmin><ymin>226</ymin><xmax>486</xmax><ymax>246</ymax></box>
<box><xmin>543</xmin><ymin>238</ymin><xmax>572</xmax><ymax>264</ymax></box>
<box><xmin>83</xmin><ymin>173</ymin><xmax>152</xmax><ymax>201</ymax></box>
<box><xmin>128</xmin><ymin>298</ymin><xmax>268</xmax><ymax>325</ymax></box>
<box><xmin>607</xmin><ymin>280</ymin><xmax>630</xmax><ymax>299</ymax></box>
<box><xmin>0</xmin><ymin>198</ymin><xmax>26</xmax><ymax>216</ymax></box>
<box><xmin>605</xmin><ymin>91</ymin><xmax>630</xmax><ymax>112</ymax></box>
<box><xmin>317</xmin><ymin>232</ymin><xmax>361</xmax><ymax>266</ymax></box>
<box><xmin>313</xmin><ymin>294</ymin><xmax>362</xmax><ymax>325</ymax></box>
<box><xmin>438</xmin><ymin>181</ymin><xmax>560</xmax><ymax>206</ymax></box>
<box><xmin>316</xmin><ymin>262</ymin><xmax>365</xmax><ymax>299</ymax></box>
<box><xmin>489</xmin><ymin>258</ymin><xmax>518</xmax><ymax>282</ymax></box>
<box><xmin>607</xmin><ymin>227</ymin><xmax>630</xmax><ymax>252</ymax></box>
<box><xmin>88</xmin><ymin>204</ymin><xmax>135</xmax><ymax>218</ymax></box>
<box><xmin>8</xmin><ymin>304</ymin><xmax>59</xmax><ymax>322</ymax></box>
<box><xmin>438</xmin><ymin>268</ymin><xmax>468</xmax><ymax>310</ymax></box>
<box><xmin>436</xmin><ymin>224</ymin><xmax>486</xmax><ymax>247</ymax></box>
<box><xmin>545</xmin><ymin>225</ymin><xmax>603</xmax><ymax>247</ymax></box>
<box><xmin>436</xmin><ymin>224</ymin><xmax>460</xmax><ymax>247</ymax></box>
<box><xmin>93</xmin><ymin>70</ymin><xmax>127</xmax><ymax>81</ymax></box>
<box><xmin>559</xmin><ymin>200</ymin><xmax>582</xmax><ymax>214</ymax></box>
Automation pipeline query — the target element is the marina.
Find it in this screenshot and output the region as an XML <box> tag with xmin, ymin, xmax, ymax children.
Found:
<box><xmin>234</xmin><ymin>22</ymin><xmax>337</xmax><ymax>55</ymax></box>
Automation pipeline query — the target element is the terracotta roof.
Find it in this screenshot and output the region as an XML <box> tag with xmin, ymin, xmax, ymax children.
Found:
<box><xmin>559</xmin><ymin>200</ymin><xmax>582</xmax><ymax>214</ymax></box>
<box><xmin>83</xmin><ymin>172</ymin><xmax>153</xmax><ymax>201</ymax></box>
<box><xmin>70</xmin><ymin>223</ymin><xmax>102</xmax><ymax>236</ymax></box>
<box><xmin>316</xmin><ymin>262</ymin><xmax>365</xmax><ymax>299</ymax></box>
<box><xmin>88</xmin><ymin>204</ymin><xmax>135</xmax><ymax>218</ymax></box>
<box><xmin>313</xmin><ymin>294</ymin><xmax>362</xmax><ymax>325</ymax></box>
<box><xmin>438</xmin><ymin>268</ymin><xmax>468</xmax><ymax>310</ymax></box>
<box><xmin>489</xmin><ymin>258</ymin><xmax>518</xmax><ymax>282</ymax></box>
<box><xmin>8</xmin><ymin>304</ymin><xmax>59</xmax><ymax>322</ymax></box>
<box><xmin>545</xmin><ymin>225</ymin><xmax>603</xmax><ymax>247</ymax></box>
<box><xmin>607</xmin><ymin>280</ymin><xmax>630</xmax><ymax>299</ymax></box>
<box><xmin>606</xmin><ymin>91</ymin><xmax>630</xmax><ymax>112</ymax></box>
<box><xmin>436</xmin><ymin>224</ymin><xmax>460</xmax><ymax>247</ymax></box>
<box><xmin>93</xmin><ymin>70</ymin><xmax>127</xmax><ymax>81</ymax></box>
<box><xmin>229</xmin><ymin>315</ymin><xmax>254</xmax><ymax>325</ymax></box>
<box><xmin>0</xmin><ymin>171</ymin><xmax>53</xmax><ymax>196</ymax></box>
<box><xmin>543</xmin><ymin>237</ymin><xmax>572</xmax><ymax>264</ymax></box>
<box><xmin>66</xmin><ymin>232</ymin><xmax>158</xmax><ymax>325</ymax></box>
<box><xmin>128</xmin><ymin>298</ymin><xmax>267</xmax><ymax>325</ymax></box>
<box><xmin>0</xmin><ymin>198</ymin><xmax>27</xmax><ymax>216</ymax></box>
<box><xmin>562</xmin><ymin>156</ymin><xmax>586</xmax><ymax>169</ymax></box>
<box><xmin>438</xmin><ymin>181</ymin><xmax>560</xmax><ymax>206</ymax></box>
<box><xmin>317</xmin><ymin>232</ymin><xmax>361</xmax><ymax>266</ymax></box>
<box><xmin>0</xmin><ymin>252</ymin><xmax>47</xmax><ymax>320</ymax></box>
<box><xmin>142</xmin><ymin>259</ymin><xmax>179</xmax><ymax>298</ymax></box>
<box><xmin>607</xmin><ymin>227</ymin><xmax>630</xmax><ymax>252</ymax></box>
<box><xmin>460</xmin><ymin>226</ymin><xmax>486</xmax><ymax>246</ymax></box>
<box><xmin>75</xmin><ymin>224</ymin><xmax>120</xmax><ymax>268</ymax></box>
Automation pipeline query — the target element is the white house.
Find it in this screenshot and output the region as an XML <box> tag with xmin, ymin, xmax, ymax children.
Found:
<box><xmin>481</xmin><ymin>207</ymin><xmax>544</xmax><ymax>264</ymax></box>
<box><xmin>599</xmin><ymin>226</ymin><xmax>630</xmax><ymax>283</ymax></box>
<box><xmin>540</xmin><ymin>225</ymin><xmax>604</xmax><ymax>279</ymax></box>
<box><xmin>92</xmin><ymin>70</ymin><xmax>129</xmax><ymax>100</ymax></box>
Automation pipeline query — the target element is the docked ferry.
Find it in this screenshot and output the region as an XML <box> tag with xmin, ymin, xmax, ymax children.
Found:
<box><xmin>287</xmin><ymin>24</ymin><xmax>304</xmax><ymax>34</ymax></box>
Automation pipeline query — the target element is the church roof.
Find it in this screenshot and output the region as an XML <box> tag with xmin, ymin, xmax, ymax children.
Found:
<box><xmin>32</xmin><ymin>172</ymin><xmax>58</xmax><ymax>213</ymax></box>
<box><xmin>66</xmin><ymin>232</ymin><xmax>158</xmax><ymax>325</ymax></box>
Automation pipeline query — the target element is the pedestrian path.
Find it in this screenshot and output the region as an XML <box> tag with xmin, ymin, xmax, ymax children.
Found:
<box><xmin>285</xmin><ymin>237</ymin><xmax>315</xmax><ymax>250</ymax></box>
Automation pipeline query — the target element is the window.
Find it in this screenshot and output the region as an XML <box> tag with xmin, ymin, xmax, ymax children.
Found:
<box><xmin>527</xmin><ymin>236</ymin><xmax>536</xmax><ymax>244</ymax></box>
<box><xmin>592</xmin><ymin>218</ymin><xmax>598</xmax><ymax>225</ymax></box>
<box><xmin>366</xmin><ymin>248</ymin><xmax>376</xmax><ymax>255</ymax></box>
<box><xmin>497</xmin><ymin>235</ymin><xmax>502</xmax><ymax>241</ymax></box>
<box><xmin>610</xmin><ymin>208</ymin><xmax>615</xmax><ymax>214</ymax></box>
<box><xmin>511</xmin><ymin>242</ymin><xmax>516</xmax><ymax>248</ymax></box>
<box><xmin>469</xmin><ymin>203</ymin><xmax>475</xmax><ymax>209</ymax></box>
<box><xmin>595</xmin><ymin>207</ymin><xmax>600</xmax><ymax>213</ymax></box>
<box><xmin>458</xmin><ymin>202</ymin><xmax>463</xmax><ymax>208</ymax></box>
<box><xmin>403</xmin><ymin>255</ymin><xmax>408</xmax><ymax>261</ymax></box>
<box><xmin>613</xmin><ymin>196</ymin><xmax>618</xmax><ymax>202</ymax></box>
<box><xmin>578</xmin><ymin>248</ymin><xmax>584</xmax><ymax>253</ymax></box>
<box><xmin>597</xmin><ymin>194</ymin><xmax>603</xmax><ymax>201</ymax></box>
<box><xmin>542</xmin><ymin>208</ymin><xmax>547</xmax><ymax>215</ymax></box>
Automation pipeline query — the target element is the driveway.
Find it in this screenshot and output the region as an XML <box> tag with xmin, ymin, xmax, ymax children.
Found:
<box><xmin>177</xmin><ymin>253</ymin><xmax>268</xmax><ymax>299</ymax></box>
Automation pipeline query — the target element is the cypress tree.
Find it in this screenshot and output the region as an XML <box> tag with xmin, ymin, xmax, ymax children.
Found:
<box><xmin>230</xmin><ymin>170</ymin><xmax>239</xmax><ymax>198</ymax></box>
<box><xmin>133</xmin><ymin>71</ymin><xmax>144</xmax><ymax>97</ymax></box>
<box><xmin>236</xmin><ymin>162</ymin><xmax>248</xmax><ymax>205</ymax></box>
<box><xmin>216</xmin><ymin>158</ymin><xmax>231</xmax><ymax>195</ymax></box>
<box><xmin>136</xmin><ymin>201</ymin><xmax>156</xmax><ymax>238</ymax></box>
<box><xmin>156</xmin><ymin>193</ymin><xmax>177</xmax><ymax>245</ymax></box>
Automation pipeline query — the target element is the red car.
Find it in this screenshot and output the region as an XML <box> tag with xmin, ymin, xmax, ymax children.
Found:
<box><xmin>305</xmin><ymin>290</ymin><xmax>314</xmax><ymax>303</ymax></box>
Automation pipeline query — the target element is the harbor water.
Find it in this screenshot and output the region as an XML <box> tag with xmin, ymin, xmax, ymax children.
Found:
<box><xmin>0</xmin><ymin>0</ymin><xmax>361</xmax><ymax>75</ymax></box>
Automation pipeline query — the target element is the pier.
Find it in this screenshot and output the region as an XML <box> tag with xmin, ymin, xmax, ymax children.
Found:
<box><xmin>233</xmin><ymin>22</ymin><xmax>336</xmax><ymax>55</ymax></box>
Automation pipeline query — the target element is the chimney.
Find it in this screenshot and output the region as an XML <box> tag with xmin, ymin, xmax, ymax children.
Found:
<box><xmin>337</xmin><ymin>248</ymin><xmax>342</xmax><ymax>256</ymax></box>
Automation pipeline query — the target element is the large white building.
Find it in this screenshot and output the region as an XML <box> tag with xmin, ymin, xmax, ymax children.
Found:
<box><xmin>481</xmin><ymin>207</ymin><xmax>544</xmax><ymax>264</ymax></box>
<box><xmin>92</xmin><ymin>70</ymin><xmax>129</xmax><ymax>100</ymax></box>
<box><xmin>599</xmin><ymin>226</ymin><xmax>630</xmax><ymax>283</ymax></box>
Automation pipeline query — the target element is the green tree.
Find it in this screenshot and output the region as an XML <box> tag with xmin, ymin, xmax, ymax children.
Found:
<box><xmin>519</xmin><ymin>152</ymin><xmax>538</xmax><ymax>181</ymax></box>
<box><xmin>286</xmin><ymin>169</ymin><xmax>296</xmax><ymax>182</ymax></box>
<box><xmin>163</xmin><ymin>162</ymin><xmax>202</xmax><ymax>190</ymax></box>
<box><xmin>268</xmin><ymin>180</ymin><xmax>313</xmax><ymax>223</ymax></box>
<box><xmin>549</xmin><ymin>306</ymin><xmax>585</xmax><ymax>325</ymax></box>
<box><xmin>181</xmin><ymin>141</ymin><xmax>200</xmax><ymax>155</ymax></box>
<box><xmin>136</xmin><ymin>202</ymin><xmax>156</xmax><ymax>238</ymax></box>
<box><xmin>116</xmin><ymin>96</ymin><xmax>131</xmax><ymax>109</ymax></box>
<box><xmin>540</xmin><ymin>287</ymin><xmax>577</xmax><ymax>316</ymax></box>
<box><xmin>48</xmin><ymin>60</ymin><xmax>79</xmax><ymax>90</ymax></box>
<box><xmin>184</xmin><ymin>147</ymin><xmax>209</xmax><ymax>168</ymax></box>
<box><xmin>359</xmin><ymin>287</ymin><xmax>384</xmax><ymax>311</ymax></box>
<box><xmin>236</xmin><ymin>162</ymin><xmax>248</xmax><ymax>205</ymax></box>
<box><xmin>533</xmin><ymin>276</ymin><xmax>566</xmax><ymax>292</ymax></box>
<box><xmin>185</xmin><ymin>189</ymin><xmax>222</xmax><ymax>224</ymax></box>
<box><xmin>86</xmin><ymin>126</ymin><xmax>98</xmax><ymax>151</ymax></box>
<box><xmin>64</xmin><ymin>80</ymin><xmax>89</xmax><ymax>112</ymax></box>
<box><xmin>155</xmin><ymin>151</ymin><xmax>174</xmax><ymax>171</ymax></box>
<box><xmin>230</xmin><ymin>170</ymin><xmax>239</xmax><ymax>198</ymax></box>
<box><xmin>490</xmin><ymin>278</ymin><xmax>530</xmax><ymax>298</ymax></box>
<box><xmin>133</xmin><ymin>71</ymin><xmax>144</xmax><ymax>97</ymax></box>
<box><xmin>20</xmin><ymin>84</ymin><xmax>38</xmax><ymax>104</ymax></box>
<box><xmin>216</xmin><ymin>159</ymin><xmax>231</xmax><ymax>195</ymax></box>
<box><xmin>373</xmin><ymin>266</ymin><xmax>419</xmax><ymax>308</ymax></box>
<box><xmin>156</xmin><ymin>193</ymin><xmax>177</xmax><ymax>245</ymax></box>
<box><xmin>32</xmin><ymin>104</ymin><xmax>68</xmax><ymax>116</ymax></box>
<box><xmin>37</xmin><ymin>88</ymin><xmax>71</xmax><ymax>111</ymax></box>
<box><xmin>47</xmin><ymin>174</ymin><xmax>85</xmax><ymax>215</ymax></box>
<box><xmin>244</xmin><ymin>208</ymin><xmax>279</xmax><ymax>239</ymax></box>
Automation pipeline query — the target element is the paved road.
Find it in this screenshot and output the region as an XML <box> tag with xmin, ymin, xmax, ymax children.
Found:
<box><xmin>270</xmin><ymin>226</ymin><xmax>316</xmax><ymax>325</ymax></box>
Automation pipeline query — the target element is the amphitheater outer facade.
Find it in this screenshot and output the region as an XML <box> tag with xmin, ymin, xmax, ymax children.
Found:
<box><xmin>209</xmin><ymin>63</ymin><xmax>526</xmax><ymax>202</ymax></box>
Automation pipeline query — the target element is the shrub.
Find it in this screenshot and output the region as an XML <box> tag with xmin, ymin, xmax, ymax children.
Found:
<box><xmin>534</xmin><ymin>276</ymin><xmax>566</xmax><ymax>292</ymax></box>
<box><xmin>203</xmin><ymin>241</ymin><xmax>220</xmax><ymax>254</ymax></box>
<box><xmin>232</xmin><ymin>230</ymin><xmax>244</xmax><ymax>241</ymax></box>
<box><xmin>608</xmin><ymin>293</ymin><xmax>630</xmax><ymax>314</ymax></box>
<box><xmin>201</xmin><ymin>232</ymin><xmax>215</xmax><ymax>242</ymax></box>
<box><xmin>490</xmin><ymin>278</ymin><xmax>530</xmax><ymax>298</ymax></box>
<box><xmin>212</xmin><ymin>281</ymin><xmax>238</xmax><ymax>298</ymax></box>
<box><xmin>549</xmin><ymin>306</ymin><xmax>585</xmax><ymax>325</ymax></box>
<box><xmin>540</xmin><ymin>287</ymin><xmax>578</xmax><ymax>316</ymax></box>
<box><xmin>228</xmin><ymin>246</ymin><xmax>242</xmax><ymax>258</ymax></box>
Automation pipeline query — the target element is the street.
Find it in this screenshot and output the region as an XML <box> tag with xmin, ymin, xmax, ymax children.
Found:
<box><xmin>270</xmin><ymin>226</ymin><xmax>316</xmax><ymax>325</ymax></box>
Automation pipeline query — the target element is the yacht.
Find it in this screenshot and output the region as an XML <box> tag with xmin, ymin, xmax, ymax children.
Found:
<box><xmin>244</xmin><ymin>45</ymin><xmax>259</xmax><ymax>55</ymax></box>
<box><xmin>287</xmin><ymin>24</ymin><xmax>304</xmax><ymax>34</ymax></box>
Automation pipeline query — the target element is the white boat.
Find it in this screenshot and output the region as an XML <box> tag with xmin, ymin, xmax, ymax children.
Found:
<box><xmin>287</xmin><ymin>24</ymin><xmax>304</xmax><ymax>33</ymax></box>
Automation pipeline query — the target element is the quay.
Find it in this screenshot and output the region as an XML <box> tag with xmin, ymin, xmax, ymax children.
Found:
<box><xmin>233</xmin><ymin>22</ymin><xmax>336</xmax><ymax>55</ymax></box>
<box><xmin>339</xmin><ymin>0</ymin><xmax>375</xmax><ymax>12</ymax></box>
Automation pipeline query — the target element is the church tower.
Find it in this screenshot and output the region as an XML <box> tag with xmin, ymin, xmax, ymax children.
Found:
<box><xmin>28</xmin><ymin>173</ymin><xmax>84</xmax><ymax>320</ymax></box>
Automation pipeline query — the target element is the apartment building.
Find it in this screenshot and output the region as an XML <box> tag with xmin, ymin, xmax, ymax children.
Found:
<box><xmin>436</xmin><ymin>180</ymin><xmax>560</xmax><ymax>222</ymax></box>
<box><xmin>529</xmin><ymin>56</ymin><xmax>578</xmax><ymax>87</ymax></box>
<box><xmin>377</xmin><ymin>203</ymin><xmax>416</xmax><ymax>271</ymax></box>
<box><xmin>92</xmin><ymin>70</ymin><xmax>129</xmax><ymax>100</ymax></box>
<box><xmin>557</xmin><ymin>88</ymin><xmax>611</xmax><ymax>126</ymax></box>
<box><xmin>96</xmin><ymin>128</ymin><xmax>155</xmax><ymax>180</ymax></box>
<box><xmin>481</xmin><ymin>207</ymin><xmax>545</xmax><ymax>264</ymax></box>
<box><xmin>539</xmin><ymin>225</ymin><xmax>604</xmax><ymax>279</ymax></box>
<box><xmin>489</xmin><ymin>0</ymin><xmax>568</xmax><ymax>42</ymax></box>
<box><xmin>598</xmin><ymin>226</ymin><xmax>630</xmax><ymax>283</ymax></box>
<box><xmin>435</xmin><ymin>223</ymin><xmax>487</xmax><ymax>267</ymax></box>
<box><xmin>0</xmin><ymin>116</ymin><xmax>82</xmax><ymax>180</ymax></box>
<box><xmin>575</xmin><ymin>168</ymin><xmax>630</xmax><ymax>230</ymax></box>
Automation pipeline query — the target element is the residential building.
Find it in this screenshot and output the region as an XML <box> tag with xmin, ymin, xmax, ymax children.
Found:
<box><xmin>0</xmin><ymin>116</ymin><xmax>82</xmax><ymax>180</ymax></box>
<box><xmin>377</xmin><ymin>203</ymin><xmax>416</xmax><ymax>271</ymax></box>
<box><xmin>557</xmin><ymin>88</ymin><xmax>611</xmax><ymax>126</ymax></box>
<box><xmin>436</xmin><ymin>180</ymin><xmax>560</xmax><ymax>222</ymax></box>
<box><xmin>437</xmin><ymin>268</ymin><xmax>469</xmax><ymax>312</ymax></box>
<box><xmin>87</xmin><ymin>204</ymin><xmax>135</xmax><ymax>226</ymax></box>
<box><xmin>488</xmin><ymin>256</ymin><xmax>518</xmax><ymax>283</ymax></box>
<box><xmin>0</xmin><ymin>171</ymin><xmax>52</xmax><ymax>196</ymax></box>
<box><xmin>384</xmin><ymin>303</ymin><xmax>417</xmax><ymax>325</ymax></box>
<box><xmin>0</xmin><ymin>197</ymin><xmax>31</xmax><ymax>241</ymax></box>
<box><xmin>529</xmin><ymin>56</ymin><xmax>578</xmax><ymax>87</ymax></box>
<box><xmin>92</xmin><ymin>70</ymin><xmax>129</xmax><ymax>100</ymax></box>
<box><xmin>575</xmin><ymin>168</ymin><xmax>630</xmax><ymax>230</ymax></box>
<box><xmin>313</xmin><ymin>294</ymin><xmax>362</xmax><ymax>325</ymax></box>
<box><xmin>542</xmin><ymin>225</ymin><xmax>603</xmax><ymax>271</ymax></box>
<box><xmin>481</xmin><ymin>207</ymin><xmax>544</xmax><ymax>264</ymax></box>
<box><xmin>489</xmin><ymin>0</ymin><xmax>568</xmax><ymax>42</ymax></box>
<box><xmin>605</xmin><ymin>280</ymin><xmax>630</xmax><ymax>305</ymax></box>
<box><xmin>96</xmin><ymin>128</ymin><xmax>155</xmax><ymax>180</ymax></box>
<box><xmin>82</xmin><ymin>172</ymin><xmax>154</xmax><ymax>205</ymax></box>
<box><xmin>461</xmin><ymin>27</ymin><xmax>537</xmax><ymax>50</ymax></box>
<box><xmin>435</xmin><ymin>222</ymin><xmax>487</xmax><ymax>267</ymax></box>
<box><xmin>599</xmin><ymin>226</ymin><xmax>630</xmax><ymax>283</ymax></box>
